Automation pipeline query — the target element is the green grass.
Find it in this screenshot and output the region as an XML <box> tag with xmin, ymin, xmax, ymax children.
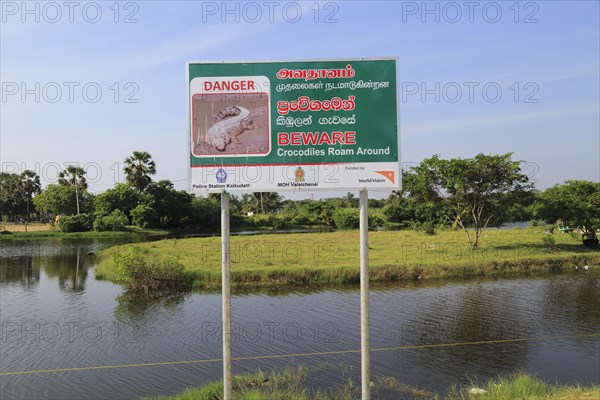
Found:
<box><xmin>0</xmin><ymin>225</ymin><xmax>170</xmax><ymax>240</ymax></box>
<box><xmin>142</xmin><ymin>367</ymin><xmax>599</xmax><ymax>400</ymax></box>
<box><xmin>142</xmin><ymin>365</ymin><xmax>357</xmax><ymax>400</ymax></box>
<box><xmin>448</xmin><ymin>372</ymin><xmax>600</xmax><ymax>400</ymax></box>
<box><xmin>95</xmin><ymin>227</ymin><xmax>600</xmax><ymax>289</ymax></box>
<box><xmin>142</xmin><ymin>364</ymin><xmax>432</xmax><ymax>400</ymax></box>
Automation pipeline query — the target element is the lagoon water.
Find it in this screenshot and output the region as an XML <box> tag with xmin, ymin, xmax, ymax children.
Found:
<box><xmin>1</xmin><ymin>238</ymin><xmax>599</xmax><ymax>399</ymax></box>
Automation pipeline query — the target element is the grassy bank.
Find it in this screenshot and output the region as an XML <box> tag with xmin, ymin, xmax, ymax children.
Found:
<box><xmin>143</xmin><ymin>366</ymin><xmax>355</xmax><ymax>400</ymax></box>
<box><xmin>448</xmin><ymin>372</ymin><xmax>600</xmax><ymax>400</ymax></box>
<box><xmin>143</xmin><ymin>367</ymin><xmax>599</xmax><ymax>400</ymax></box>
<box><xmin>95</xmin><ymin>227</ymin><xmax>600</xmax><ymax>289</ymax></box>
<box><xmin>0</xmin><ymin>225</ymin><xmax>171</xmax><ymax>239</ymax></box>
<box><xmin>142</xmin><ymin>365</ymin><xmax>432</xmax><ymax>400</ymax></box>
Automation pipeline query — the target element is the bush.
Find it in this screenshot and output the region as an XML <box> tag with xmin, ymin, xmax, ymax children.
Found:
<box><xmin>243</xmin><ymin>213</ymin><xmax>290</xmax><ymax>229</ymax></box>
<box><xmin>244</xmin><ymin>214</ymin><xmax>271</xmax><ymax>227</ymax></box>
<box><xmin>59</xmin><ymin>214</ymin><xmax>93</xmax><ymax>232</ymax></box>
<box><xmin>114</xmin><ymin>246</ymin><xmax>189</xmax><ymax>290</ymax></box>
<box><xmin>368</xmin><ymin>212</ymin><xmax>385</xmax><ymax>230</ymax></box>
<box><xmin>420</xmin><ymin>221</ymin><xmax>437</xmax><ymax>235</ymax></box>
<box><xmin>542</xmin><ymin>234</ymin><xmax>556</xmax><ymax>249</ymax></box>
<box><xmin>93</xmin><ymin>209</ymin><xmax>129</xmax><ymax>231</ymax></box>
<box><xmin>130</xmin><ymin>204</ymin><xmax>159</xmax><ymax>228</ymax></box>
<box><xmin>333</xmin><ymin>208</ymin><xmax>360</xmax><ymax>229</ymax></box>
<box><xmin>291</xmin><ymin>212</ymin><xmax>311</xmax><ymax>226</ymax></box>
<box><xmin>269</xmin><ymin>214</ymin><xmax>290</xmax><ymax>230</ymax></box>
<box><xmin>332</xmin><ymin>209</ymin><xmax>386</xmax><ymax>230</ymax></box>
<box><xmin>190</xmin><ymin>197</ymin><xmax>220</xmax><ymax>227</ymax></box>
<box><xmin>114</xmin><ymin>246</ymin><xmax>149</xmax><ymax>283</ymax></box>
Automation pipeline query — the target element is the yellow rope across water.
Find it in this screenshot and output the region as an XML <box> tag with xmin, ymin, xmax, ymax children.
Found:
<box><xmin>1</xmin><ymin>333</ymin><xmax>598</xmax><ymax>376</ymax></box>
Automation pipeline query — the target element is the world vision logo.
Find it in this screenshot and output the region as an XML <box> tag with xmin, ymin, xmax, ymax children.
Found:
<box><xmin>375</xmin><ymin>170</ymin><xmax>395</xmax><ymax>184</ymax></box>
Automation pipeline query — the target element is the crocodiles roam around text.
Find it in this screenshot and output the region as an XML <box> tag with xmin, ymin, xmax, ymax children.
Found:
<box><xmin>205</xmin><ymin>106</ymin><xmax>255</xmax><ymax>151</ymax></box>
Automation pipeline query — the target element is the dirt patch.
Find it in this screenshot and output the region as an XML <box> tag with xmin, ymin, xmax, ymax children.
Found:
<box><xmin>1</xmin><ymin>223</ymin><xmax>55</xmax><ymax>232</ymax></box>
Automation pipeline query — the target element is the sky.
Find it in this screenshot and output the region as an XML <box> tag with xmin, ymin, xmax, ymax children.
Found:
<box><xmin>1</xmin><ymin>0</ymin><xmax>599</xmax><ymax>199</ymax></box>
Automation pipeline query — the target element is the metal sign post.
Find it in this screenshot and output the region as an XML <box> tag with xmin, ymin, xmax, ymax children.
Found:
<box><xmin>359</xmin><ymin>189</ymin><xmax>370</xmax><ymax>400</ymax></box>
<box><xmin>221</xmin><ymin>192</ymin><xmax>232</xmax><ymax>400</ymax></box>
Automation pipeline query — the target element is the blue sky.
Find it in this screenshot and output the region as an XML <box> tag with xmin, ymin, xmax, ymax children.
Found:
<box><xmin>1</xmin><ymin>0</ymin><xmax>598</xmax><ymax>197</ymax></box>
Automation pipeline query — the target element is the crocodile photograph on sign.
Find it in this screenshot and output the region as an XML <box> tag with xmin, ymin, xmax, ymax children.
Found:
<box><xmin>191</xmin><ymin>76</ymin><xmax>271</xmax><ymax>157</ymax></box>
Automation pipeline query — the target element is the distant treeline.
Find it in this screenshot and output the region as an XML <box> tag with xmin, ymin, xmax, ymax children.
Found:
<box><xmin>1</xmin><ymin>151</ymin><xmax>598</xmax><ymax>246</ymax></box>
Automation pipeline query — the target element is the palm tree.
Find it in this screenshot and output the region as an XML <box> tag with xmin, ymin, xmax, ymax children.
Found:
<box><xmin>242</xmin><ymin>192</ymin><xmax>282</xmax><ymax>214</ymax></box>
<box><xmin>123</xmin><ymin>151</ymin><xmax>156</xmax><ymax>194</ymax></box>
<box><xmin>59</xmin><ymin>166</ymin><xmax>87</xmax><ymax>214</ymax></box>
<box><xmin>21</xmin><ymin>170</ymin><xmax>41</xmax><ymax>232</ymax></box>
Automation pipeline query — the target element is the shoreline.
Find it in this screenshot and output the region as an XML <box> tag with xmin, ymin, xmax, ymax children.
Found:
<box><xmin>94</xmin><ymin>228</ymin><xmax>600</xmax><ymax>291</ymax></box>
<box><xmin>142</xmin><ymin>367</ymin><xmax>600</xmax><ymax>400</ymax></box>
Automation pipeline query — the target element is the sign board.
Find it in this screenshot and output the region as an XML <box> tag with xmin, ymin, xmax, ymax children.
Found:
<box><xmin>188</xmin><ymin>58</ymin><xmax>399</xmax><ymax>193</ymax></box>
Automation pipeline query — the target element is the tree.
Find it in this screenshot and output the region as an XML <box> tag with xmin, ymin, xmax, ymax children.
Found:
<box><xmin>0</xmin><ymin>172</ymin><xmax>25</xmax><ymax>221</ymax></box>
<box><xmin>33</xmin><ymin>184</ymin><xmax>92</xmax><ymax>216</ymax></box>
<box><xmin>241</xmin><ymin>192</ymin><xmax>283</xmax><ymax>214</ymax></box>
<box><xmin>141</xmin><ymin>180</ymin><xmax>193</xmax><ymax>227</ymax></box>
<box><xmin>414</xmin><ymin>153</ymin><xmax>532</xmax><ymax>249</ymax></box>
<box><xmin>21</xmin><ymin>170</ymin><xmax>41</xmax><ymax>231</ymax></box>
<box><xmin>535</xmin><ymin>180</ymin><xmax>600</xmax><ymax>243</ymax></box>
<box><xmin>190</xmin><ymin>196</ymin><xmax>220</xmax><ymax>228</ymax></box>
<box><xmin>383</xmin><ymin>171</ymin><xmax>448</xmax><ymax>228</ymax></box>
<box><xmin>124</xmin><ymin>151</ymin><xmax>156</xmax><ymax>193</ymax></box>
<box><xmin>94</xmin><ymin>183</ymin><xmax>140</xmax><ymax>218</ymax></box>
<box><xmin>59</xmin><ymin>166</ymin><xmax>87</xmax><ymax>214</ymax></box>
<box><xmin>343</xmin><ymin>192</ymin><xmax>359</xmax><ymax>208</ymax></box>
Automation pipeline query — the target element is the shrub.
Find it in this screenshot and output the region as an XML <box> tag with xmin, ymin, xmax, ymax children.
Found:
<box><xmin>243</xmin><ymin>214</ymin><xmax>290</xmax><ymax>229</ymax></box>
<box><xmin>130</xmin><ymin>204</ymin><xmax>159</xmax><ymax>228</ymax></box>
<box><xmin>269</xmin><ymin>214</ymin><xmax>290</xmax><ymax>230</ymax></box>
<box><xmin>113</xmin><ymin>246</ymin><xmax>189</xmax><ymax>290</ymax></box>
<box><xmin>333</xmin><ymin>209</ymin><xmax>385</xmax><ymax>230</ymax></box>
<box><xmin>368</xmin><ymin>212</ymin><xmax>385</xmax><ymax>230</ymax></box>
<box><xmin>114</xmin><ymin>246</ymin><xmax>150</xmax><ymax>283</ymax></box>
<box><xmin>93</xmin><ymin>209</ymin><xmax>129</xmax><ymax>231</ymax></box>
<box><xmin>244</xmin><ymin>214</ymin><xmax>271</xmax><ymax>227</ymax></box>
<box><xmin>59</xmin><ymin>214</ymin><xmax>93</xmax><ymax>232</ymax></box>
<box><xmin>420</xmin><ymin>221</ymin><xmax>437</xmax><ymax>235</ymax></box>
<box><xmin>542</xmin><ymin>234</ymin><xmax>556</xmax><ymax>250</ymax></box>
<box><xmin>333</xmin><ymin>208</ymin><xmax>360</xmax><ymax>229</ymax></box>
<box><xmin>291</xmin><ymin>212</ymin><xmax>311</xmax><ymax>226</ymax></box>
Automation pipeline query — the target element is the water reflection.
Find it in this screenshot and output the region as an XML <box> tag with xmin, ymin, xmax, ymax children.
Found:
<box><xmin>540</xmin><ymin>274</ymin><xmax>600</xmax><ymax>335</ymax></box>
<box><xmin>434</xmin><ymin>282</ymin><xmax>530</xmax><ymax>377</ymax></box>
<box><xmin>39</xmin><ymin>248</ymin><xmax>88</xmax><ymax>292</ymax></box>
<box><xmin>114</xmin><ymin>290</ymin><xmax>190</xmax><ymax>322</ymax></box>
<box><xmin>0</xmin><ymin>237</ymin><xmax>143</xmax><ymax>293</ymax></box>
<box><xmin>1</xmin><ymin>247</ymin><xmax>89</xmax><ymax>292</ymax></box>
<box><xmin>0</xmin><ymin>256</ymin><xmax>39</xmax><ymax>287</ymax></box>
